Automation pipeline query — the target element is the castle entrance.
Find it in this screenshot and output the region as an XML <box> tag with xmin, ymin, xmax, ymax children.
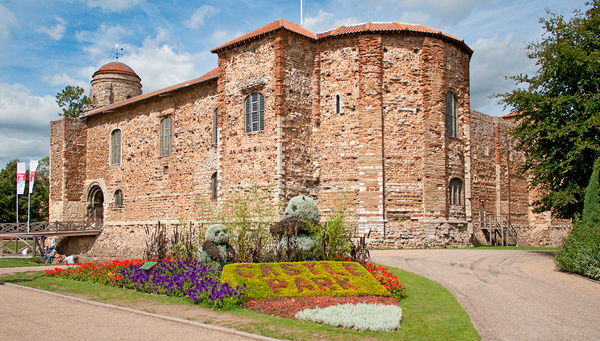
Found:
<box><xmin>87</xmin><ymin>186</ymin><xmax>104</xmax><ymax>224</ymax></box>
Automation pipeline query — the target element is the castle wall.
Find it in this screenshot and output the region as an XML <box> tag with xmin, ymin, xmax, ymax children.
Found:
<box><xmin>49</xmin><ymin>117</ymin><xmax>87</xmax><ymax>221</ymax></box>
<box><xmin>313</xmin><ymin>36</ymin><xmax>362</xmax><ymax>222</ymax></box>
<box><xmin>215</xmin><ymin>34</ymin><xmax>279</xmax><ymax>203</ymax></box>
<box><xmin>83</xmin><ymin>79</ymin><xmax>218</xmax><ymax>224</ymax></box>
<box><xmin>49</xmin><ymin>24</ymin><xmax>571</xmax><ymax>256</ymax></box>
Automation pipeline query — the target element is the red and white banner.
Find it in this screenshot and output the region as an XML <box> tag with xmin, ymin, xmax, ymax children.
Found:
<box><xmin>28</xmin><ymin>160</ymin><xmax>38</xmax><ymax>194</ymax></box>
<box><xmin>16</xmin><ymin>162</ymin><xmax>26</xmax><ymax>195</ymax></box>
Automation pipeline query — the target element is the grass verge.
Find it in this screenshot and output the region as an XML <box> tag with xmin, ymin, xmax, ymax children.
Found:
<box><xmin>0</xmin><ymin>257</ymin><xmax>45</xmax><ymax>268</ymax></box>
<box><xmin>0</xmin><ymin>266</ymin><xmax>480</xmax><ymax>341</ymax></box>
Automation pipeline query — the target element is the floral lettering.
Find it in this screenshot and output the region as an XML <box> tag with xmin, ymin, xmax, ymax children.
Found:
<box><xmin>235</xmin><ymin>264</ymin><xmax>254</xmax><ymax>278</ymax></box>
<box><xmin>301</xmin><ymin>262</ymin><xmax>319</xmax><ymax>275</ymax></box>
<box><xmin>322</xmin><ymin>263</ymin><xmax>347</xmax><ymax>276</ymax></box>
<box><xmin>312</xmin><ymin>277</ymin><xmax>336</xmax><ymax>292</ymax></box>
<box><xmin>342</xmin><ymin>262</ymin><xmax>365</xmax><ymax>276</ymax></box>
<box><xmin>295</xmin><ymin>277</ymin><xmax>315</xmax><ymax>293</ymax></box>
<box><xmin>334</xmin><ymin>277</ymin><xmax>357</xmax><ymax>290</ymax></box>
<box><xmin>280</xmin><ymin>263</ymin><xmax>302</xmax><ymax>276</ymax></box>
<box><xmin>266</xmin><ymin>278</ymin><xmax>287</xmax><ymax>294</ymax></box>
<box><xmin>261</xmin><ymin>264</ymin><xmax>281</xmax><ymax>277</ymax></box>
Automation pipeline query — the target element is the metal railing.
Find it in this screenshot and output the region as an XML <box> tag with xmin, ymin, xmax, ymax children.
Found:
<box><xmin>0</xmin><ymin>221</ymin><xmax>101</xmax><ymax>234</ymax></box>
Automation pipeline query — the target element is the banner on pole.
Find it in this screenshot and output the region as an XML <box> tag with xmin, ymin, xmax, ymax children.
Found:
<box><xmin>16</xmin><ymin>162</ymin><xmax>26</xmax><ymax>195</ymax></box>
<box><xmin>28</xmin><ymin>160</ymin><xmax>38</xmax><ymax>194</ymax></box>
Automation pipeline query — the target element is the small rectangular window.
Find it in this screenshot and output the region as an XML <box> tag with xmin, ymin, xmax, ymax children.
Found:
<box><xmin>110</xmin><ymin>129</ymin><xmax>121</xmax><ymax>165</ymax></box>
<box><xmin>160</xmin><ymin>117</ymin><xmax>172</xmax><ymax>156</ymax></box>
<box><xmin>213</xmin><ymin>108</ymin><xmax>218</xmax><ymax>145</ymax></box>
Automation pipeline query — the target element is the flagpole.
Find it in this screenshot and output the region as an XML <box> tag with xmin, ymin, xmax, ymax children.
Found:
<box><xmin>27</xmin><ymin>187</ymin><xmax>31</xmax><ymax>234</ymax></box>
<box><xmin>301</xmin><ymin>0</ymin><xmax>304</xmax><ymax>27</ymax></box>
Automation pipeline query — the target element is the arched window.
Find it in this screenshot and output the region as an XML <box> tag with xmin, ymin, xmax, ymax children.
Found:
<box><xmin>114</xmin><ymin>190</ymin><xmax>123</xmax><ymax>207</ymax></box>
<box><xmin>446</xmin><ymin>91</ymin><xmax>458</xmax><ymax>138</ymax></box>
<box><xmin>110</xmin><ymin>129</ymin><xmax>121</xmax><ymax>165</ymax></box>
<box><xmin>160</xmin><ymin>117</ymin><xmax>172</xmax><ymax>156</ymax></box>
<box><xmin>213</xmin><ymin>108</ymin><xmax>218</xmax><ymax>145</ymax></box>
<box><xmin>244</xmin><ymin>92</ymin><xmax>264</xmax><ymax>133</ymax></box>
<box><xmin>210</xmin><ymin>172</ymin><xmax>217</xmax><ymax>200</ymax></box>
<box><xmin>449</xmin><ymin>178</ymin><xmax>463</xmax><ymax>205</ymax></box>
<box><xmin>336</xmin><ymin>94</ymin><xmax>341</xmax><ymax>114</ymax></box>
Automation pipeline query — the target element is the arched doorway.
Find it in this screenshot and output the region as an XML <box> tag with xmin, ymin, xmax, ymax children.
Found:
<box><xmin>87</xmin><ymin>186</ymin><xmax>104</xmax><ymax>224</ymax></box>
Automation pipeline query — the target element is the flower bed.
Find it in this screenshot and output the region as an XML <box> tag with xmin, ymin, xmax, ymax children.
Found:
<box><xmin>243</xmin><ymin>295</ymin><xmax>399</xmax><ymax>318</ymax></box>
<box><xmin>44</xmin><ymin>259</ymin><xmax>245</xmax><ymax>308</ymax></box>
<box><xmin>221</xmin><ymin>261</ymin><xmax>389</xmax><ymax>299</ymax></box>
<box><xmin>364</xmin><ymin>263</ymin><xmax>407</xmax><ymax>300</ymax></box>
<box><xmin>295</xmin><ymin>303</ymin><xmax>403</xmax><ymax>332</ymax></box>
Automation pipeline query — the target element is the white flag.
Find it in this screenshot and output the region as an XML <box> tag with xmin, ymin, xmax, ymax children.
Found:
<box><xmin>28</xmin><ymin>160</ymin><xmax>38</xmax><ymax>194</ymax></box>
<box><xmin>16</xmin><ymin>162</ymin><xmax>26</xmax><ymax>195</ymax></box>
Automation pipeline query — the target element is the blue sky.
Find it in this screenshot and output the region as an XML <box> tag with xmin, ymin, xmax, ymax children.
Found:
<box><xmin>0</xmin><ymin>0</ymin><xmax>589</xmax><ymax>168</ymax></box>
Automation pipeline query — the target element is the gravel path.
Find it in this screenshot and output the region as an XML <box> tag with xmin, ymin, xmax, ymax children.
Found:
<box><xmin>0</xmin><ymin>265</ymin><xmax>276</xmax><ymax>341</ymax></box>
<box><xmin>371</xmin><ymin>249</ymin><xmax>600</xmax><ymax>341</ymax></box>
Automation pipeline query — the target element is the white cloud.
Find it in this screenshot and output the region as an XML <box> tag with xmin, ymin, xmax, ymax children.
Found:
<box><xmin>87</xmin><ymin>0</ymin><xmax>142</xmax><ymax>12</ymax></box>
<box><xmin>396</xmin><ymin>0</ymin><xmax>496</xmax><ymax>25</ymax></box>
<box><xmin>304</xmin><ymin>10</ymin><xmax>359</xmax><ymax>33</ymax></box>
<box><xmin>41</xmin><ymin>73</ymin><xmax>88</xmax><ymax>90</ymax></box>
<box><xmin>304</xmin><ymin>10</ymin><xmax>335</xmax><ymax>33</ymax></box>
<box><xmin>0</xmin><ymin>83</ymin><xmax>59</xmax><ymax>166</ymax></box>
<box><xmin>469</xmin><ymin>33</ymin><xmax>536</xmax><ymax>116</ymax></box>
<box><xmin>76</xmin><ymin>24</ymin><xmax>129</xmax><ymax>60</ymax></box>
<box><xmin>36</xmin><ymin>16</ymin><xmax>68</xmax><ymax>41</ymax></box>
<box><xmin>209</xmin><ymin>29</ymin><xmax>245</xmax><ymax>47</ymax></box>
<box><xmin>116</xmin><ymin>28</ymin><xmax>199</xmax><ymax>92</ymax></box>
<box><xmin>398</xmin><ymin>11</ymin><xmax>432</xmax><ymax>25</ymax></box>
<box><xmin>184</xmin><ymin>5</ymin><xmax>219</xmax><ymax>29</ymax></box>
<box><xmin>0</xmin><ymin>4</ymin><xmax>18</xmax><ymax>40</ymax></box>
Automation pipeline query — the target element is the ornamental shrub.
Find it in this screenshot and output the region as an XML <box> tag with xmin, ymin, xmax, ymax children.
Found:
<box><xmin>556</xmin><ymin>158</ymin><xmax>600</xmax><ymax>279</ymax></box>
<box><xmin>295</xmin><ymin>303</ymin><xmax>403</xmax><ymax>332</ymax></box>
<box><xmin>283</xmin><ymin>195</ymin><xmax>320</xmax><ymax>224</ymax></box>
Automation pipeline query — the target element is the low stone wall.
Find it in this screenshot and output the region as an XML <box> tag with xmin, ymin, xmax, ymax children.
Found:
<box><xmin>366</xmin><ymin>221</ymin><xmax>473</xmax><ymax>249</ymax></box>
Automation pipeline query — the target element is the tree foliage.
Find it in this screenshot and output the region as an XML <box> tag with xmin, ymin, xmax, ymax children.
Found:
<box><xmin>497</xmin><ymin>1</ymin><xmax>600</xmax><ymax>219</ymax></box>
<box><xmin>56</xmin><ymin>85</ymin><xmax>91</xmax><ymax>118</ymax></box>
<box><xmin>0</xmin><ymin>157</ymin><xmax>49</xmax><ymax>223</ymax></box>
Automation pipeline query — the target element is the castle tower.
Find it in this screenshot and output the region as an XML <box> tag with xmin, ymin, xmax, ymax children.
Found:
<box><xmin>89</xmin><ymin>62</ymin><xmax>142</xmax><ymax>110</ymax></box>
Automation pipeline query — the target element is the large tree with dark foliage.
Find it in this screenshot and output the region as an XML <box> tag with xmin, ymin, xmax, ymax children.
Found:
<box><xmin>0</xmin><ymin>157</ymin><xmax>49</xmax><ymax>223</ymax></box>
<box><xmin>497</xmin><ymin>1</ymin><xmax>600</xmax><ymax>219</ymax></box>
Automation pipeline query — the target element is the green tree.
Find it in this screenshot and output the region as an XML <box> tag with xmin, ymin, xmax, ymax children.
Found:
<box><xmin>0</xmin><ymin>158</ymin><xmax>50</xmax><ymax>223</ymax></box>
<box><xmin>496</xmin><ymin>1</ymin><xmax>600</xmax><ymax>219</ymax></box>
<box><xmin>56</xmin><ymin>85</ymin><xmax>91</xmax><ymax>117</ymax></box>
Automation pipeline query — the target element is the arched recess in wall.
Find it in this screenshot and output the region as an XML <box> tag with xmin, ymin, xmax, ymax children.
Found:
<box><xmin>87</xmin><ymin>185</ymin><xmax>104</xmax><ymax>224</ymax></box>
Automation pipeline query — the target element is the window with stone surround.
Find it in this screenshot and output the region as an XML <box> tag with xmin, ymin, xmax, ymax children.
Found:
<box><xmin>110</xmin><ymin>129</ymin><xmax>121</xmax><ymax>165</ymax></box>
<box><xmin>244</xmin><ymin>92</ymin><xmax>264</xmax><ymax>133</ymax></box>
<box><xmin>446</xmin><ymin>91</ymin><xmax>458</xmax><ymax>138</ymax></box>
<box><xmin>159</xmin><ymin>117</ymin><xmax>173</xmax><ymax>156</ymax></box>
<box><xmin>114</xmin><ymin>190</ymin><xmax>123</xmax><ymax>207</ymax></box>
<box><xmin>449</xmin><ymin>178</ymin><xmax>463</xmax><ymax>205</ymax></box>
<box><xmin>210</xmin><ymin>172</ymin><xmax>217</xmax><ymax>200</ymax></box>
<box><xmin>336</xmin><ymin>94</ymin><xmax>341</xmax><ymax>114</ymax></box>
<box><xmin>213</xmin><ymin>108</ymin><xmax>218</xmax><ymax>145</ymax></box>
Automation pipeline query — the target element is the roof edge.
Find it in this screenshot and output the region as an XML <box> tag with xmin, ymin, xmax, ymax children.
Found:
<box><xmin>82</xmin><ymin>68</ymin><xmax>218</xmax><ymax>119</ymax></box>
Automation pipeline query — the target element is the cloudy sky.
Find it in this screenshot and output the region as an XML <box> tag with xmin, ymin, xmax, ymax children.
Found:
<box><xmin>0</xmin><ymin>0</ymin><xmax>588</xmax><ymax>168</ymax></box>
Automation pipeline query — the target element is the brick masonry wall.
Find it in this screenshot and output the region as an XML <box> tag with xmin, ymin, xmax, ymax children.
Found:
<box><xmin>49</xmin><ymin>118</ymin><xmax>87</xmax><ymax>221</ymax></box>
<box><xmin>82</xmin><ymin>79</ymin><xmax>218</xmax><ymax>224</ymax></box>
<box><xmin>216</xmin><ymin>35</ymin><xmax>279</xmax><ymax>204</ymax></box>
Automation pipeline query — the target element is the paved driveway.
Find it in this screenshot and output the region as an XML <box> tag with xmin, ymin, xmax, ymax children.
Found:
<box><xmin>371</xmin><ymin>249</ymin><xmax>600</xmax><ymax>341</ymax></box>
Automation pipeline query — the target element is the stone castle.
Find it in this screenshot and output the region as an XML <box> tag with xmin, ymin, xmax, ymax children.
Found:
<box><xmin>49</xmin><ymin>20</ymin><xmax>569</xmax><ymax>258</ymax></box>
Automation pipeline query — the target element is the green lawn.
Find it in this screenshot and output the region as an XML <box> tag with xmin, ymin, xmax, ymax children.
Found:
<box><xmin>0</xmin><ymin>257</ymin><xmax>45</xmax><ymax>268</ymax></box>
<box><xmin>0</xmin><ymin>265</ymin><xmax>480</xmax><ymax>340</ymax></box>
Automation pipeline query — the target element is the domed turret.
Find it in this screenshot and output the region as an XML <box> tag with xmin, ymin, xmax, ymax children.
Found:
<box><xmin>89</xmin><ymin>61</ymin><xmax>142</xmax><ymax>110</ymax></box>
